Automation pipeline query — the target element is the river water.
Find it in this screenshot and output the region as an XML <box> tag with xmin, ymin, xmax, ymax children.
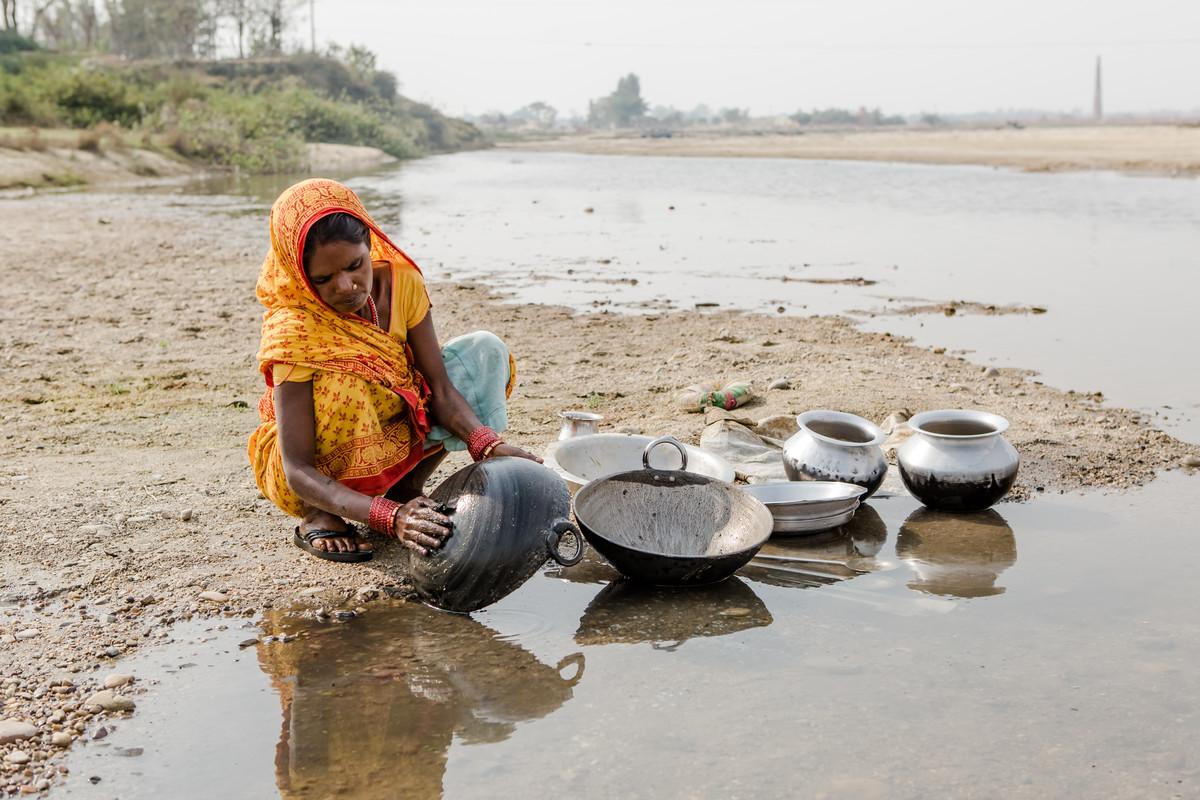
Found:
<box><xmin>61</xmin><ymin>153</ymin><xmax>1200</xmax><ymax>798</ymax></box>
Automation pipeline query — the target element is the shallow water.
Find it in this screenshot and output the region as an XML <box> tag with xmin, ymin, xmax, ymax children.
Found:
<box><xmin>62</xmin><ymin>471</ymin><xmax>1200</xmax><ymax>798</ymax></box>
<box><xmin>63</xmin><ymin>152</ymin><xmax>1199</xmax><ymax>798</ymax></box>
<box><xmin>351</xmin><ymin>152</ymin><xmax>1200</xmax><ymax>442</ymax></box>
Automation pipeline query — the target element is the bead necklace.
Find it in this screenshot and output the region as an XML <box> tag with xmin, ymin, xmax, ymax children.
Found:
<box><xmin>366</xmin><ymin>295</ymin><xmax>379</xmax><ymax>327</ymax></box>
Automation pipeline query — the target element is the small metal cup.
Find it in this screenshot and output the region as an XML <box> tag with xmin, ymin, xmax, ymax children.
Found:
<box><xmin>557</xmin><ymin>411</ymin><xmax>603</xmax><ymax>440</ymax></box>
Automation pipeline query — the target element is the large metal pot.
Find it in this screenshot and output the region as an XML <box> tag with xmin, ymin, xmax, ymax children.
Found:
<box><xmin>782</xmin><ymin>409</ymin><xmax>889</xmax><ymax>497</ymax></box>
<box><xmin>410</xmin><ymin>457</ymin><xmax>584</xmax><ymax>613</ymax></box>
<box><xmin>572</xmin><ymin>437</ymin><xmax>773</xmax><ymax>586</ymax></box>
<box><xmin>897</xmin><ymin>409</ymin><xmax>1019</xmax><ymax>512</ymax></box>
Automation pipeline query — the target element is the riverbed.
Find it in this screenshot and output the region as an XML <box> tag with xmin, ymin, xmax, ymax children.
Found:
<box><xmin>3</xmin><ymin>150</ymin><xmax>1195</xmax><ymax>798</ymax></box>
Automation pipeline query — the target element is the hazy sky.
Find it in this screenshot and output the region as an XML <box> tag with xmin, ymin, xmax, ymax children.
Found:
<box><xmin>310</xmin><ymin>0</ymin><xmax>1200</xmax><ymax>118</ymax></box>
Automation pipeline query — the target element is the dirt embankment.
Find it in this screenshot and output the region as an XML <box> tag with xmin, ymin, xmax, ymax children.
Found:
<box><xmin>498</xmin><ymin>124</ymin><xmax>1200</xmax><ymax>174</ymax></box>
<box><xmin>0</xmin><ymin>187</ymin><xmax>1196</xmax><ymax>791</ymax></box>
<box><xmin>0</xmin><ymin>140</ymin><xmax>395</xmax><ymax>190</ymax></box>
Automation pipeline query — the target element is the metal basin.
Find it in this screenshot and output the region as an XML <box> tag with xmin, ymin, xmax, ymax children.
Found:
<box><xmin>546</xmin><ymin>433</ymin><xmax>736</xmax><ymax>495</ymax></box>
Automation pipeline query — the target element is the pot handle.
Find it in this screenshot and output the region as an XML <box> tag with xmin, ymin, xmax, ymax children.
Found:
<box><xmin>547</xmin><ymin>520</ymin><xmax>585</xmax><ymax>566</ymax></box>
<box><xmin>643</xmin><ymin>435</ymin><xmax>689</xmax><ymax>471</ymax></box>
<box><xmin>555</xmin><ymin>652</ymin><xmax>585</xmax><ymax>686</ymax></box>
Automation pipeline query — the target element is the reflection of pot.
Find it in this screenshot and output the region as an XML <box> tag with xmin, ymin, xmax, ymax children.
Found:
<box><xmin>575</xmin><ymin>577</ymin><xmax>771</xmax><ymax>648</ymax></box>
<box><xmin>782</xmin><ymin>410</ymin><xmax>888</xmax><ymax>497</ymax></box>
<box><xmin>411</xmin><ymin>457</ymin><xmax>583</xmax><ymax>613</ymax></box>
<box><xmin>897</xmin><ymin>409</ymin><xmax>1019</xmax><ymax>512</ymax></box>
<box><xmin>896</xmin><ymin>507</ymin><xmax>1017</xmax><ymax>598</ymax></box>
<box><xmin>740</xmin><ymin>503</ymin><xmax>888</xmax><ymax>589</ymax></box>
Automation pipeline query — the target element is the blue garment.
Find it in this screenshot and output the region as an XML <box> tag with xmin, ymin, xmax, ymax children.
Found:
<box><xmin>426</xmin><ymin>330</ymin><xmax>511</xmax><ymax>451</ymax></box>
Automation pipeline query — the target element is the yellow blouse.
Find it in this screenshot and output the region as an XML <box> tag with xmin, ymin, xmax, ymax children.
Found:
<box><xmin>271</xmin><ymin>262</ymin><xmax>430</xmax><ymax>384</ymax></box>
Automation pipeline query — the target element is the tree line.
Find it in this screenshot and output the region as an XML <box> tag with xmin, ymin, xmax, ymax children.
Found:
<box><xmin>1</xmin><ymin>0</ymin><xmax>308</xmax><ymax>59</ymax></box>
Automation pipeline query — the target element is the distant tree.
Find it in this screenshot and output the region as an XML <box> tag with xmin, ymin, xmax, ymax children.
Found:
<box><xmin>789</xmin><ymin>109</ymin><xmax>812</xmax><ymax>124</ymax></box>
<box><xmin>526</xmin><ymin>100</ymin><xmax>556</xmax><ymax>127</ymax></box>
<box><xmin>919</xmin><ymin>112</ymin><xmax>944</xmax><ymax>126</ymax></box>
<box><xmin>1</xmin><ymin>0</ymin><xmax>14</xmax><ymax>31</ymax></box>
<box><xmin>588</xmin><ymin>73</ymin><xmax>647</xmax><ymax>128</ymax></box>
<box><xmin>720</xmin><ymin>107</ymin><xmax>749</xmax><ymax>124</ymax></box>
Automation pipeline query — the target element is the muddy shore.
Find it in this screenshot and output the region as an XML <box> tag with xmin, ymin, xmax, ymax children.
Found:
<box><xmin>0</xmin><ymin>182</ymin><xmax>1197</xmax><ymax>791</ymax></box>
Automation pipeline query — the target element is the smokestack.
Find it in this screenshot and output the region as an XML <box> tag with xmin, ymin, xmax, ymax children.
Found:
<box><xmin>1093</xmin><ymin>56</ymin><xmax>1103</xmax><ymax>121</ymax></box>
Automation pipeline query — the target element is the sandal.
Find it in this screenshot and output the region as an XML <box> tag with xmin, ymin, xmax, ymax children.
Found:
<box><xmin>293</xmin><ymin>525</ymin><xmax>373</xmax><ymax>563</ymax></box>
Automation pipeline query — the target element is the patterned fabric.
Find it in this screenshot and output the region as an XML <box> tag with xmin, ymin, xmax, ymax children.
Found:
<box><xmin>673</xmin><ymin>380</ymin><xmax>755</xmax><ymax>413</ymax></box>
<box><xmin>247</xmin><ymin>179</ymin><xmax>433</xmax><ymax>516</ymax></box>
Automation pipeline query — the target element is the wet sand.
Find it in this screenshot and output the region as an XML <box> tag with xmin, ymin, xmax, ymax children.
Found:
<box><xmin>0</xmin><ymin>184</ymin><xmax>1198</xmax><ymax>791</ymax></box>
<box><xmin>498</xmin><ymin>124</ymin><xmax>1200</xmax><ymax>174</ymax></box>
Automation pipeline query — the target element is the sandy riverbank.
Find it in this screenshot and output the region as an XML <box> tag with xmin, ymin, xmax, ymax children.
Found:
<box><xmin>498</xmin><ymin>124</ymin><xmax>1200</xmax><ymax>174</ymax></box>
<box><xmin>0</xmin><ymin>185</ymin><xmax>1197</xmax><ymax>791</ymax></box>
<box><xmin>0</xmin><ymin>140</ymin><xmax>395</xmax><ymax>190</ymax></box>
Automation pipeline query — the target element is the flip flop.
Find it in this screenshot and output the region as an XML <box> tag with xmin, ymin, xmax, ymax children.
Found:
<box><xmin>293</xmin><ymin>525</ymin><xmax>373</xmax><ymax>563</ymax></box>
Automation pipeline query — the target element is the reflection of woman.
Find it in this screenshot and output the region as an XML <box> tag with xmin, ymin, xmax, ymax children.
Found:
<box><xmin>257</xmin><ymin>605</ymin><xmax>583</xmax><ymax>798</ymax></box>
<box><xmin>248</xmin><ymin>179</ymin><xmax>540</xmax><ymax>562</ymax></box>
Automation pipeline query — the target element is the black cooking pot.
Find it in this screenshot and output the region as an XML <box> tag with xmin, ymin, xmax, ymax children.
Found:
<box><xmin>409</xmin><ymin>457</ymin><xmax>584</xmax><ymax>613</ymax></box>
<box><xmin>572</xmin><ymin>437</ymin><xmax>773</xmax><ymax>586</ymax></box>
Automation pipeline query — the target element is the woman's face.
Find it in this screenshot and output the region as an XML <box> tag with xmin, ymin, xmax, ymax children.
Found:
<box><xmin>305</xmin><ymin>238</ymin><xmax>373</xmax><ymax>316</ymax></box>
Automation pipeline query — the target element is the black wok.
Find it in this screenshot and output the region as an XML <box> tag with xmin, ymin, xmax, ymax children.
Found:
<box><xmin>572</xmin><ymin>437</ymin><xmax>773</xmax><ymax>586</ymax></box>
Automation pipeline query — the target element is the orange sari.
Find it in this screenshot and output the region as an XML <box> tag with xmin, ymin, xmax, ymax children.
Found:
<box><xmin>247</xmin><ymin>179</ymin><xmax>432</xmax><ymax>517</ymax></box>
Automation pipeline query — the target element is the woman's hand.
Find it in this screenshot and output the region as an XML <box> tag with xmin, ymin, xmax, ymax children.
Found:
<box><xmin>489</xmin><ymin>442</ymin><xmax>543</xmax><ymax>463</ymax></box>
<box><xmin>393</xmin><ymin>496</ymin><xmax>454</xmax><ymax>556</ymax></box>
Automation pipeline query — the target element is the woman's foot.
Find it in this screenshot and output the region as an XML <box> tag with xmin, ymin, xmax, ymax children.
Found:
<box><xmin>299</xmin><ymin>510</ymin><xmax>372</xmax><ymax>555</ymax></box>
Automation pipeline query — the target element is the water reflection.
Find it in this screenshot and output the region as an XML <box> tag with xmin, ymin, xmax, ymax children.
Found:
<box><xmin>896</xmin><ymin>508</ymin><xmax>1017</xmax><ymax>598</ymax></box>
<box><xmin>255</xmin><ymin>603</ymin><xmax>583</xmax><ymax>799</ymax></box>
<box><xmin>739</xmin><ymin>502</ymin><xmax>888</xmax><ymax>589</ymax></box>
<box><xmin>575</xmin><ymin>577</ymin><xmax>771</xmax><ymax>650</ymax></box>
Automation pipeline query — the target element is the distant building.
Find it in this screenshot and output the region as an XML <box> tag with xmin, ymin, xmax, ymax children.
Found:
<box><xmin>1093</xmin><ymin>56</ymin><xmax>1103</xmax><ymax>121</ymax></box>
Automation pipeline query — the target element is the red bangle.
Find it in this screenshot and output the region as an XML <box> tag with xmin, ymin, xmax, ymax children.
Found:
<box><xmin>369</xmin><ymin>496</ymin><xmax>402</xmax><ymax>534</ymax></box>
<box><xmin>468</xmin><ymin>426</ymin><xmax>502</xmax><ymax>461</ymax></box>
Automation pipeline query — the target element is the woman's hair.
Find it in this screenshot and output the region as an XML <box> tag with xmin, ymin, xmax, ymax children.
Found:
<box><xmin>301</xmin><ymin>212</ymin><xmax>370</xmax><ymax>271</ymax></box>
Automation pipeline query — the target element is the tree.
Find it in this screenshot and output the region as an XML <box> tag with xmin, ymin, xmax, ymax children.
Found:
<box><xmin>588</xmin><ymin>73</ymin><xmax>647</xmax><ymax>128</ymax></box>
<box><xmin>526</xmin><ymin>101</ymin><xmax>556</xmax><ymax>127</ymax></box>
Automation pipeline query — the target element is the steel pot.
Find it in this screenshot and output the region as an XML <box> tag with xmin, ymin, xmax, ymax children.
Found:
<box><xmin>410</xmin><ymin>457</ymin><xmax>584</xmax><ymax>612</ymax></box>
<box><xmin>897</xmin><ymin>409</ymin><xmax>1019</xmax><ymax>512</ymax></box>
<box><xmin>572</xmin><ymin>437</ymin><xmax>773</xmax><ymax>586</ymax></box>
<box><xmin>782</xmin><ymin>409</ymin><xmax>888</xmax><ymax>497</ymax></box>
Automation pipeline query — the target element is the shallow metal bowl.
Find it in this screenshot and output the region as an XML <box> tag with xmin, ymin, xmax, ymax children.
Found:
<box><xmin>546</xmin><ymin>433</ymin><xmax>736</xmax><ymax>495</ymax></box>
<box><xmin>742</xmin><ymin>481</ymin><xmax>867</xmax><ymax>533</ymax></box>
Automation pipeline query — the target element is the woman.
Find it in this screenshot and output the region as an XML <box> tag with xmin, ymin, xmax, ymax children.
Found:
<box><xmin>248</xmin><ymin>179</ymin><xmax>539</xmax><ymax>562</ymax></box>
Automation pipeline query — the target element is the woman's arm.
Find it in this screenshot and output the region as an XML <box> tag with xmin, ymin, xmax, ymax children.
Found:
<box><xmin>406</xmin><ymin>312</ymin><xmax>541</xmax><ymax>461</ymax></box>
<box><xmin>274</xmin><ymin>379</ymin><xmax>451</xmax><ymax>554</ymax></box>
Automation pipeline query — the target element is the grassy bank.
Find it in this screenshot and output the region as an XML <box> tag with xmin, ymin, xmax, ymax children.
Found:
<box><xmin>0</xmin><ymin>49</ymin><xmax>485</xmax><ymax>173</ymax></box>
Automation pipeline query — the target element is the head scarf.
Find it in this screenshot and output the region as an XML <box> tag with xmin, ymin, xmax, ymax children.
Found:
<box><xmin>255</xmin><ymin>178</ymin><xmax>429</xmax><ymax>430</ymax></box>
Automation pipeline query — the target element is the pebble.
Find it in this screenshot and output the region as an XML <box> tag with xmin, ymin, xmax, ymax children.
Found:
<box><xmin>50</xmin><ymin>732</ymin><xmax>71</xmax><ymax>747</ymax></box>
<box><xmin>104</xmin><ymin>647</ymin><xmax>121</xmax><ymax>658</ymax></box>
<box><xmin>768</xmin><ymin>378</ymin><xmax>790</xmax><ymax>390</ymax></box>
<box><xmin>14</xmin><ymin>630</ymin><xmax>38</xmax><ymax>640</ymax></box>
<box><xmin>948</xmin><ymin>383</ymin><xmax>971</xmax><ymax>393</ymax></box>
<box><xmin>102</xmin><ymin>615</ymin><xmax>117</xmax><ymax>623</ymax></box>
<box><xmin>720</xmin><ymin>607</ymin><xmax>752</xmax><ymax>617</ymax></box>
<box><xmin>199</xmin><ymin>591</ymin><xmax>228</xmax><ymax>603</ymax></box>
<box><xmin>35</xmin><ymin>780</ymin><xmax>50</xmax><ymax>791</ymax></box>
<box><xmin>982</xmin><ymin>367</ymin><xmax>1001</xmax><ymax>378</ymax></box>
<box><xmin>180</xmin><ymin>509</ymin><xmax>193</xmax><ymax>521</ymax></box>
<box><xmin>616</xmin><ymin>426</ymin><xmax>641</xmax><ymax>435</ymax></box>
<box><xmin>0</xmin><ymin>634</ymin><xmax>15</xmax><ymax>643</ymax></box>
<box><xmin>298</xmin><ymin>587</ymin><xmax>323</xmax><ymax>596</ymax></box>
<box><xmin>91</xmin><ymin>726</ymin><xmax>108</xmax><ymax>740</ymax></box>
<box><xmin>83</xmin><ymin>690</ymin><xmax>135</xmax><ymax>712</ymax></box>
<box><xmin>0</xmin><ymin>721</ymin><xmax>37</xmax><ymax>745</ymax></box>
<box><xmin>1183</xmin><ymin>455</ymin><xmax>1200</xmax><ymax>469</ymax></box>
<box><xmin>104</xmin><ymin>674</ymin><xmax>133</xmax><ymax>689</ymax></box>
<box><xmin>4</xmin><ymin>751</ymin><xmax>31</xmax><ymax>764</ymax></box>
